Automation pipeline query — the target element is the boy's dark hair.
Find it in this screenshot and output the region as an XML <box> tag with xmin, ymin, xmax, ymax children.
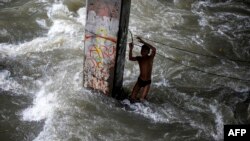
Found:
<box><xmin>141</xmin><ymin>44</ymin><xmax>150</xmax><ymax>51</ymax></box>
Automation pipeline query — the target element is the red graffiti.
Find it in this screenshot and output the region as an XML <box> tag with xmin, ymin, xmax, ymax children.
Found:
<box><xmin>85</xmin><ymin>34</ymin><xmax>117</xmax><ymax>43</ymax></box>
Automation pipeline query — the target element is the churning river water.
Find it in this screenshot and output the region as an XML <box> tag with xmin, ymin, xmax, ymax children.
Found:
<box><xmin>1</xmin><ymin>0</ymin><xmax>250</xmax><ymax>141</ymax></box>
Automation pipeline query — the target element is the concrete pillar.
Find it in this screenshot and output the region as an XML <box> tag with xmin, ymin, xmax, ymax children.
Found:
<box><xmin>84</xmin><ymin>0</ymin><xmax>131</xmax><ymax>99</ymax></box>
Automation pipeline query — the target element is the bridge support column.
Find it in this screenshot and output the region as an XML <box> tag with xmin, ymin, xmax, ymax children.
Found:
<box><xmin>83</xmin><ymin>0</ymin><xmax>131</xmax><ymax>99</ymax></box>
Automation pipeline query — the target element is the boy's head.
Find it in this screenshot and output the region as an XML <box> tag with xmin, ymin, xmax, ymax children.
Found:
<box><xmin>141</xmin><ymin>45</ymin><xmax>150</xmax><ymax>56</ymax></box>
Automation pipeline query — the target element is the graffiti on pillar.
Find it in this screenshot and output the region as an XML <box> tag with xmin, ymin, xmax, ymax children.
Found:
<box><xmin>84</xmin><ymin>0</ymin><xmax>121</xmax><ymax>94</ymax></box>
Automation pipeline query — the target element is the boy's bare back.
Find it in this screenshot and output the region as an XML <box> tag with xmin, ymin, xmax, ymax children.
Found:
<box><xmin>137</xmin><ymin>54</ymin><xmax>154</xmax><ymax>81</ymax></box>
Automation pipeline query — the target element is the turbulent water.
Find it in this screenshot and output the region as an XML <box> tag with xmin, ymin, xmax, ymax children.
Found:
<box><xmin>1</xmin><ymin>0</ymin><xmax>250</xmax><ymax>141</ymax></box>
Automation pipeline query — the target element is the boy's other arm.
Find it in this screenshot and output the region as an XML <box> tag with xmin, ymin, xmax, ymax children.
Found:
<box><xmin>129</xmin><ymin>42</ymin><xmax>137</xmax><ymax>61</ymax></box>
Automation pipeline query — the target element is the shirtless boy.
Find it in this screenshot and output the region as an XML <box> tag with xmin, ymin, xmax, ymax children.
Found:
<box><xmin>129</xmin><ymin>37</ymin><xmax>156</xmax><ymax>102</ymax></box>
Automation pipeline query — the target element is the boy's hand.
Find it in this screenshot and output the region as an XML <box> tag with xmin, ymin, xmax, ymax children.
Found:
<box><xmin>129</xmin><ymin>42</ymin><xmax>133</xmax><ymax>49</ymax></box>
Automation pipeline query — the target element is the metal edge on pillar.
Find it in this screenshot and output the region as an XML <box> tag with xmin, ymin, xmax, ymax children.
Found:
<box><xmin>112</xmin><ymin>0</ymin><xmax>131</xmax><ymax>99</ymax></box>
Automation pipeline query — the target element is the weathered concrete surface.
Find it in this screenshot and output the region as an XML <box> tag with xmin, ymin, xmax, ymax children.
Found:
<box><xmin>83</xmin><ymin>0</ymin><xmax>131</xmax><ymax>97</ymax></box>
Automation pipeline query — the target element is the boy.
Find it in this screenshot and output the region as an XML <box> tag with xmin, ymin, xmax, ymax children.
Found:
<box><xmin>129</xmin><ymin>37</ymin><xmax>156</xmax><ymax>102</ymax></box>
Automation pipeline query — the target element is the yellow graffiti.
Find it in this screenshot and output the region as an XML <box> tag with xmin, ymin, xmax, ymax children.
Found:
<box><xmin>94</xmin><ymin>27</ymin><xmax>108</xmax><ymax>68</ymax></box>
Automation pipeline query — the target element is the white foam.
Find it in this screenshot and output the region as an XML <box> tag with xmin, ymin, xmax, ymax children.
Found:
<box><xmin>0</xmin><ymin>70</ymin><xmax>11</xmax><ymax>90</ymax></box>
<box><xmin>0</xmin><ymin>70</ymin><xmax>23</xmax><ymax>94</ymax></box>
<box><xmin>191</xmin><ymin>1</ymin><xmax>210</xmax><ymax>28</ymax></box>
<box><xmin>48</xmin><ymin>20</ymin><xmax>79</xmax><ymax>37</ymax></box>
<box><xmin>36</xmin><ymin>18</ymin><xmax>49</xmax><ymax>29</ymax></box>
<box><xmin>121</xmin><ymin>99</ymin><xmax>168</xmax><ymax>123</ymax></box>
<box><xmin>13</xmin><ymin>36</ymin><xmax>62</xmax><ymax>54</ymax></box>
<box><xmin>47</xmin><ymin>3</ymin><xmax>72</xmax><ymax>20</ymax></box>
<box><xmin>47</xmin><ymin>3</ymin><xmax>85</xmax><ymax>37</ymax></box>
<box><xmin>0</xmin><ymin>43</ymin><xmax>18</xmax><ymax>57</ymax></box>
<box><xmin>153</xmin><ymin>67</ymin><xmax>170</xmax><ymax>88</ymax></box>
<box><xmin>0</xmin><ymin>5</ymin><xmax>83</xmax><ymax>56</ymax></box>
<box><xmin>0</xmin><ymin>28</ymin><xmax>9</xmax><ymax>36</ymax></box>
<box><xmin>18</xmin><ymin>3</ymin><xmax>86</xmax><ymax>140</ymax></box>
<box><xmin>209</xmin><ymin>104</ymin><xmax>224</xmax><ymax>141</ymax></box>
<box><xmin>22</xmin><ymin>80</ymin><xmax>58</xmax><ymax>121</ymax></box>
<box><xmin>76</xmin><ymin>7</ymin><xmax>86</xmax><ymax>26</ymax></box>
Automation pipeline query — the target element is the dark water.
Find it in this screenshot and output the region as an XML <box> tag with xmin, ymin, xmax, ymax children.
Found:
<box><xmin>0</xmin><ymin>0</ymin><xmax>250</xmax><ymax>141</ymax></box>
